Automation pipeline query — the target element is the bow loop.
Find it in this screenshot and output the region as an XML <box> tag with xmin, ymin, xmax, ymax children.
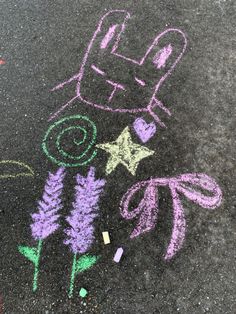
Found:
<box><xmin>120</xmin><ymin>173</ymin><xmax>222</xmax><ymax>260</ymax></box>
<box><xmin>174</xmin><ymin>173</ymin><xmax>222</xmax><ymax>209</ymax></box>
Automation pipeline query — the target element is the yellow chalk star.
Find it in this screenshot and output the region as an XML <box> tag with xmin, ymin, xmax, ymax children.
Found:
<box><xmin>96</xmin><ymin>127</ymin><xmax>154</xmax><ymax>175</ymax></box>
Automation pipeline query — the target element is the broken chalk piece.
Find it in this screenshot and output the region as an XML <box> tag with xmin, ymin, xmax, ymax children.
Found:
<box><xmin>79</xmin><ymin>287</ymin><xmax>88</xmax><ymax>298</ymax></box>
<box><xmin>102</xmin><ymin>231</ymin><xmax>110</xmax><ymax>244</ymax></box>
<box><xmin>113</xmin><ymin>248</ymin><xmax>124</xmax><ymax>263</ymax></box>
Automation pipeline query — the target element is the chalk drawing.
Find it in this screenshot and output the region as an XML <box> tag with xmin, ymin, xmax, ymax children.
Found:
<box><xmin>134</xmin><ymin>77</ymin><xmax>146</xmax><ymax>86</ymax></box>
<box><xmin>97</xmin><ymin>127</ymin><xmax>154</xmax><ymax>175</ymax></box>
<box><xmin>100</xmin><ymin>24</ymin><xmax>118</xmax><ymax>49</ymax></box>
<box><xmin>0</xmin><ymin>160</ymin><xmax>34</xmax><ymax>178</ymax></box>
<box><xmin>153</xmin><ymin>44</ymin><xmax>173</xmax><ymax>69</ymax></box>
<box><xmin>49</xmin><ymin>10</ymin><xmax>187</xmax><ymax>129</ymax></box>
<box><xmin>133</xmin><ymin>118</ymin><xmax>157</xmax><ymax>143</ymax></box>
<box><xmin>18</xmin><ymin>167</ymin><xmax>65</xmax><ymax>291</ymax></box>
<box><xmin>64</xmin><ymin>167</ymin><xmax>106</xmax><ymax>298</ymax></box>
<box><xmin>106</xmin><ymin>79</ymin><xmax>126</xmax><ymax>102</ymax></box>
<box><xmin>120</xmin><ymin>173</ymin><xmax>222</xmax><ymax>260</ymax></box>
<box><xmin>42</xmin><ymin>115</ymin><xmax>97</xmax><ymax>167</ymax></box>
<box><xmin>91</xmin><ymin>64</ymin><xmax>105</xmax><ymax>76</ymax></box>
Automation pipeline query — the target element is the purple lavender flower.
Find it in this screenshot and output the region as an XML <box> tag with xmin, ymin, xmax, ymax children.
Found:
<box><xmin>64</xmin><ymin>167</ymin><xmax>106</xmax><ymax>253</ymax></box>
<box><xmin>18</xmin><ymin>167</ymin><xmax>66</xmax><ymax>292</ymax></box>
<box><xmin>31</xmin><ymin>167</ymin><xmax>65</xmax><ymax>239</ymax></box>
<box><xmin>64</xmin><ymin>167</ymin><xmax>106</xmax><ymax>298</ymax></box>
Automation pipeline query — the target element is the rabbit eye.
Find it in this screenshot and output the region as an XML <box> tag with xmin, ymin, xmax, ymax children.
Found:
<box><xmin>91</xmin><ymin>64</ymin><xmax>106</xmax><ymax>76</ymax></box>
<box><xmin>135</xmin><ymin>77</ymin><xmax>146</xmax><ymax>86</ymax></box>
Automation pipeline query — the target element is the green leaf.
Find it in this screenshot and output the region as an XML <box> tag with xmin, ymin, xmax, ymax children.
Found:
<box><xmin>76</xmin><ymin>254</ymin><xmax>99</xmax><ymax>274</ymax></box>
<box><xmin>18</xmin><ymin>246</ymin><xmax>38</xmax><ymax>264</ymax></box>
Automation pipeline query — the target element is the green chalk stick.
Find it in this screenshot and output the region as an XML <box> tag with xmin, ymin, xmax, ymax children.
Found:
<box><xmin>79</xmin><ymin>288</ymin><xmax>88</xmax><ymax>298</ymax></box>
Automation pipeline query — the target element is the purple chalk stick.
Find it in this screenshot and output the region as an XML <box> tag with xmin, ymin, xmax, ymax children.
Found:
<box><xmin>113</xmin><ymin>248</ymin><xmax>124</xmax><ymax>263</ymax></box>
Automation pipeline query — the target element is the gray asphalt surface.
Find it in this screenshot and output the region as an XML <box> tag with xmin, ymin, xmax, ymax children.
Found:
<box><xmin>0</xmin><ymin>1</ymin><xmax>235</xmax><ymax>313</ymax></box>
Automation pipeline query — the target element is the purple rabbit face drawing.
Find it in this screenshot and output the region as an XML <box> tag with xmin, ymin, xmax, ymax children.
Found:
<box><xmin>50</xmin><ymin>10</ymin><xmax>187</xmax><ymax>126</ymax></box>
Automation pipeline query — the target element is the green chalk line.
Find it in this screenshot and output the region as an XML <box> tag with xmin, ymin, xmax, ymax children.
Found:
<box><xmin>68</xmin><ymin>254</ymin><xmax>99</xmax><ymax>298</ymax></box>
<box><xmin>68</xmin><ymin>253</ymin><xmax>77</xmax><ymax>299</ymax></box>
<box><xmin>42</xmin><ymin>115</ymin><xmax>97</xmax><ymax>167</ymax></box>
<box><xmin>33</xmin><ymin>240</ymin><xmax>43</xmax><ymax>292</ymax></box>
<box><xmin>18</xmin><ymin>239</ymin><xmax>43</xmax><ymax>292</ymax></box>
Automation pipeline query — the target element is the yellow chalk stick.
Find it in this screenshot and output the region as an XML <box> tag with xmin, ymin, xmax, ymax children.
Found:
<box><xmin>102</xmin><ymin>231</ymin><xmax>110</xmax><ymax>244</ymax></box>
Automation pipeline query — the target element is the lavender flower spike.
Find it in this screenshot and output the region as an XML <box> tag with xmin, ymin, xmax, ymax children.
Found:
<box><xmin>64</xmin><ymin>167</ymin><xmax>106</xmax><ymax>298</ymax></box>
<box><xmin>31</xmin><ymin>167</ymin><xmax>65</xmax><ymax>240</ymax></box>
<box><xmin>18</xmin><ymin>167</ymin><xmax>66</xmax><ymax>292</ymax></box>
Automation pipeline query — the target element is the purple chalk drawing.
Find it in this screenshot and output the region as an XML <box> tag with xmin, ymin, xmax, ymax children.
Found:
<box><xmin>64</xmin><ymin>167</ymin><xmax>106</xmax><ymax>253</ymax></box>
<box><xmin>31</xmin><ymin>167</ymin><xmax>65</xmax><ymax>240</ymax></box>
<box><xmin>134</xmin><ymin>77</ymin><xmax>146</xmax><ymax>86</ymax></box>
<box><xmin>120</xmin><ymin>173</ymin><xmax>222</xmax><ymax>260</ymax></box>
<box><xmin>133</xmin><ymin>118</ymin><xmax>157</xmax><ymax>143</ymax></box>
<box><xmin>49</xmin><ymin>10</ymin><xmax>187</xmax><ymax>129</ymax></box>
<box><xmin>91</xmin><ymin>64</ymin><xmax>105</xmax><ymax>76</ymax></box>
<box><xmin>153</xmin><ymin>44</ymin><xmax>173</xmax><ymax>69</ymax></box>
<box><xmin>18</xmin><ymin>167</ymin><xmax>66</xmax><ymax>292</ymax></box>
<box><xmin>100</xmin><ymin>24</ymin><xmax>118</xmax><ymax>49</ymax></box>
<box><xmin>64</xmin><ymin>167</ymin><xmax>106</xmax><ymax>298</ymax></box>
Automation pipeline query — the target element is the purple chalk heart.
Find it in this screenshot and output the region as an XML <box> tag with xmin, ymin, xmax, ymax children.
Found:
<box><xmin>133</xmin><ymin>118</ymin><xmax>156</xmax><ymax>143</ymax></box>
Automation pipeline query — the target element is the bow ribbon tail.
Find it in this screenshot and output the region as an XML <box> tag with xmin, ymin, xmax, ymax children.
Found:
<box><xmin>165</xmin><ymin>184</ymin><xmax>186</xmax><ymax>260</ymax></box>
<box><xmin>130</xmin><ymin>181</ymin><xmax>158</xmax><ymax>238</ymax></box>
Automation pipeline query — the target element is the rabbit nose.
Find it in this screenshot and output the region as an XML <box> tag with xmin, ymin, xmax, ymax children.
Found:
<box><xmin>106</xmin><ymin>79</ymin><xmax>126</xmax><ymax>102</ymax></box>
<box><xmin>106</xmin><ymin>79</ymin><xmax>125</xmax><ymax>90</ymax></box>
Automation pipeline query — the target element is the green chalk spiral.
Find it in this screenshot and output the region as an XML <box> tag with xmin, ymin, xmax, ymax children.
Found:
<box><xmin>42</xmin><ymin>115</ymin><xmax>97</xmax><ymax>167</ymax></box>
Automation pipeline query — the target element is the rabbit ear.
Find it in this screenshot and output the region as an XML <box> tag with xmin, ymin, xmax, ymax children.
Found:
<box><xmin>100</xmin><ymin>11</ymin><xmax>130</xmax><ymax>52</ymax></box>
<box><xmin>86</xmin><ymin>10</ymin><xmax>130</xmax><ymax>55</ymax></box>
<box><xmin>74</xmin><ymin>10</ymin><xmax>130</xmax><ymax>83</ymax></box>
<box><xmin>142</xmin><ymin>28</ymin><xmax>187</xmax><ymax>93</ymax></box>
<box><xmin>51</xmin><ymin>10</ymin><xmax>130</xmax><ymax>92</ymax></box>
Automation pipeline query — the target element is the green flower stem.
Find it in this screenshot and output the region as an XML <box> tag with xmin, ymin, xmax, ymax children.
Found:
<box><xmin>68</xmin><ymin>253</ymin><xmax>77</xmax><ymax>298</ymax></box>
<box><xmin>33</xmin><ymin>240</ymin><xmax>43</xmax><ymax>292</ymax></box>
